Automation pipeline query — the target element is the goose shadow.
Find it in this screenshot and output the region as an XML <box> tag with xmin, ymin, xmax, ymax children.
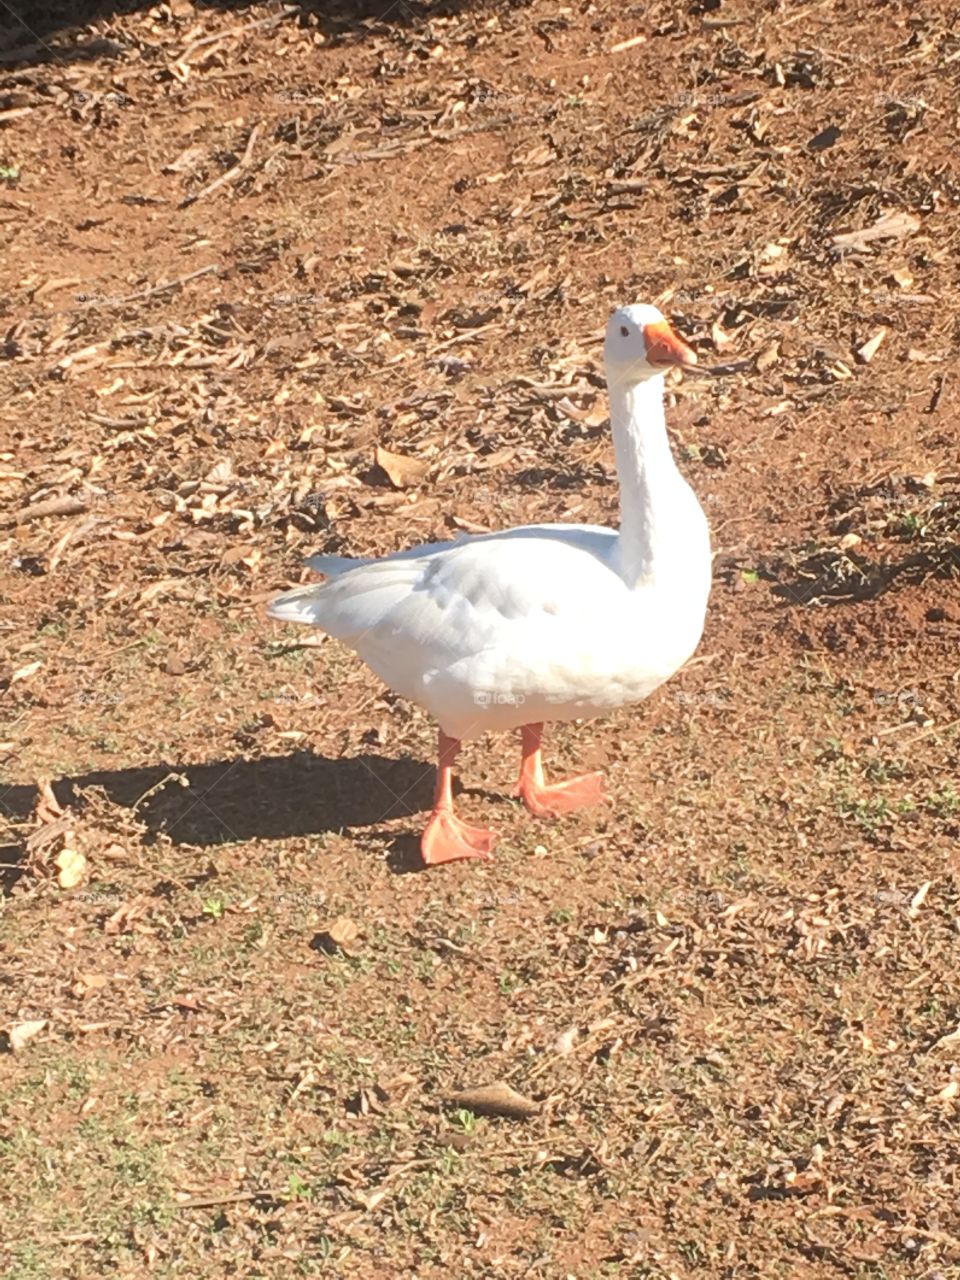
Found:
<box><xmin>0</xmin><ymin>751</ymin><xmax>439</xmax><ymax>886</ymax></box>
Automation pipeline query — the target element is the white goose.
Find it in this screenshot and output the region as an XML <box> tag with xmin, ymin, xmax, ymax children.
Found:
<box><xmin>269</xmin><ymin>304</ymin><xmax>712</xmax><ymax>866</ymax></box>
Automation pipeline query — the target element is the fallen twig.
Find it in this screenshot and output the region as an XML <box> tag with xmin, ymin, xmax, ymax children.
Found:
<box><xmin>3</xmin><ymin>495</ymin><xmax>87</xmax><ymax>527</ymax></box>
<box><xmin>48</xmin><ymin>516</ymin><xmax>104</xmax><ymax>573</ymax></box>
<box><xmin>175</xmin><ymin>1188</ymin><xmax>285</xmax><ymax>1210</ymax></box>
<box><xmin>77</xmin><ymin>264</ymin><xmax>220</xmax><ymax>309</ymax></box>
<box><xmin>172</xmin><ymin>6</ymin><xmax>299</xmax><ymax>72</ymax></box>
<box><xmin>180</xmin><ymin>126</ymin><xmax>261</xmax><ymax>208</ymax></box>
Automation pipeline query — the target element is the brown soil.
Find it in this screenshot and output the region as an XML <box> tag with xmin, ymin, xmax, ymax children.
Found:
<box><xmin>1</xmin><ymin>2</ymin><xmax>959</xmax><ymax>1277</ymax></box>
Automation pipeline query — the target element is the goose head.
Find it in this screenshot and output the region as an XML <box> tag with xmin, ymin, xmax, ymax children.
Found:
<box><xmin>604</xmin><ymin>303</ymin><xmax>697</xmax><ymax>387</ymax></box>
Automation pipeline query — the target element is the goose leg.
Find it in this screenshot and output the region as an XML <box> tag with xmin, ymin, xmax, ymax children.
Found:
<box><xmin>515</xmin><ymin>722</ymin><xmax>606</xmax><ymax>819</ymax></box>
<box><xmin>421</xmin><ymin>730</ymin><xmax>498</xmax><ymax>866</ymax></box>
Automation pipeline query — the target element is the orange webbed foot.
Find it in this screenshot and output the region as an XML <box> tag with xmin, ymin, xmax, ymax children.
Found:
<box><xmin>421</xmin><ymin>808</ymin><xmax>498</xmax><ymax>866</ymax></box>
<box><xmin>516</xmin><ymin>770</ymin><xmax>606</xmax><ymax>819</ymax></box>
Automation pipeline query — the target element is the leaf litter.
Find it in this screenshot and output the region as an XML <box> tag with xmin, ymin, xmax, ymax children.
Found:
<box><xmin>1</xmin><ymin>0</ymin><xmax>960</xmax><ymax>1276</ymax></box>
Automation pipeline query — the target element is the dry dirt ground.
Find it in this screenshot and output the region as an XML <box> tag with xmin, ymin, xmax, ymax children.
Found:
<box><xmin>2</xmin><ymin>0</ymin><xmax>960</xmax><ymax>1276</ymax></box>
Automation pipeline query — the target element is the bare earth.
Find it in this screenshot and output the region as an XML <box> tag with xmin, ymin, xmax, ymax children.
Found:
<box><xmin>1</xmin><ymin>1</ymin><xmax>959</xmax><ymax>1276</ymax></box>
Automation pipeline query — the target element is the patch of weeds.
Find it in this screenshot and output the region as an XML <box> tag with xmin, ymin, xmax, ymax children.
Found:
<box><xmin>924</xmin><ymin>785</ymin><xmax>959</xmax><ymax>818</ymax></box>
<box><xmin>412</xmin><ymin>950</ymin><xmax>439</xmax><ymax>983</ymax></box>
<box><xmin>320</xmin><ymin>1129</ymin><xmax>353</xmax><ymax>1157</ymax></box>
<box><xmin>305</xmin><ymin>1235</ymin><xmax>337</xmax><ymax>1265</ymax></box>
<box><xmin>448</xmin><ymin>1107</ymin><xmax>479</xmax><ymax>1135</ymax></box>
<box><xmin>7</xmin><ymin>1242</ymin><xmax>49</xmax><ymax>1278</ymax></box>
<box><xmin>55</xmin><ymin>1059</ymin><xmax>93</xmax><ymax>1098</ymax></box>
<box><xmin>863</xmin><ymin>756</ymin><xmax>908</xmax><ymax>784</ymax></box>
<box><xmin>243</xmin><ymin>919</ymin><xmax>264</xmax><ymax>946</ymax></box>
<box><xmin>679</xmin><ymin>1239</ymin><xmax>706</xmax><ymax>1265</ymax></box>
<box><xmin>497</xmin><ymin>969</ymin><xmax>521</xmax><ymax>995</ymax></box>
<box><xmin>837</xmin><ymin>793</ymin><xmax>890</xmax><ymax>833</ymax></box>
<box><xmin>889</xmin><ymin>510</ymin><xmax>924</xmax><ymax>539</ymax></box>
<box><xmin>287</xmin><ymin>1172</ymin><xmax>317</xmax><ymax>1201</ymax></box>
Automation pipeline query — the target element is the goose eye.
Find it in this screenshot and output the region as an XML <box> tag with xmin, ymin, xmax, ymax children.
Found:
<box><xmin>619</xmin><ymin>325</ymin><xmax>629</xmax><ymax>338</ymax></box>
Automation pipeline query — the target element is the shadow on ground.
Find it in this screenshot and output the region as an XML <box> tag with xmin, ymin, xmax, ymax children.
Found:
<box><xmin>0</xmin><ymin>751</ymin><xmax>436</xmax><ymax>855</ymax></box>
<box><xmin>1</xmin><ymin>0</ymin><xmax>491</xmax><ymax>66</ymax></box>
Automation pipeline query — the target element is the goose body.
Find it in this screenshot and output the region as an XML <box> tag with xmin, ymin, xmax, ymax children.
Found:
<box><xmin>271</xmin><ymin>513</ymin><xmax>709</xmax><ymax>740</ymax></box>
<box><xmin>269</xmin><ymin>304</ymin><xmax>712</xmax><ymax>864</ymax></box>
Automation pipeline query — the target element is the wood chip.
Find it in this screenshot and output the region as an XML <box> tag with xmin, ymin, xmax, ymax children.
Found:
<box><xmin>10</xmin><ymin>659</ymin><xmax>42</xmax><ymax>683</ymax></box>
<box><xmin>855</xmin><ymin>328</ymin><xmax>887</xmax><ymax>364</ymax></box>
<box><xmin>1</xmin><ymin>1020</ymin><xmax>47</xmax><ymax>1053</ymax></box>
<box><xmin>12</xmin><ymin>495</ymin><xmax>87</xmax><ymax>525</ymax></box>
<box><xmin>447</xmin><ymin>1081</ymin><xmax>540</xmax><ymax>1120</ymax></box>
<box><xmin>609</xmin><ymin>34</ymin><xmax>647</xmax><ymax>53</ymax></box>
<box><xmin>908</xmin><ymin>880</ymin><xmax>932</xmax><ymax>918</ymax></box>
<box><xmin>832</xmin><ymin>211</ymin><xmax>921</xmax><ymax>253</ymax></box>
<box><xmin>32</xmin><ymin>276</ymin><xmax>81</xmax><ymax>301</ymax></box>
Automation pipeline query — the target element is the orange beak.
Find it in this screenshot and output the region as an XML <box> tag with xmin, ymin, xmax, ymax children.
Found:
<box><xmin>643</xmin><ymin>320</ymin><xmax>698</xmax><ymax>368</ymax></box>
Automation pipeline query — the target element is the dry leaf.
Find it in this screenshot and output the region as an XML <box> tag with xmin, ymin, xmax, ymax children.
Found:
<box><xmin>472</xmin><ymin>446</ymin><xmax>517</xmax><ymax>471</ymax></box>
<box><xmin>2</xmin><ymin>1019</ymin><xmax>47</xmax><ymax>1053</ymax></box>
<box><xmin>138</xmin><ymin>577</ymin><xmax>183</xmax><ymax>605</ymax></box>
<box><xmin>374</xmin><ymin>445</ymin><xmax>429</xmax><ymax>489</ymax></box>
<box><xmin>72</xmin><ymin>972</ymin><xmax>108</xmax><ymax>1000</ymax></box>
<box><xmin>931</xmin><ymin>1023</ymin><xmax>960</xmax><ymax>1052</ymax></box>
<box><xmin>711</xmin><ymin>320</ymin><xmax>732</xmax><ymax>352</ymax></box>
<box><xmin>328</xmin><ymin>916</ymin><xmax>359</xmax><ymax>946</ymax></box>
<box><xmin>755</xmin><ymin>340</ymin><xmax>781</xmax><ymax>372</ymax></box>
<box><xmin>222</xmin><ymin>545</ymin><xmax>257</xmax><ymax>567</ymax></box>
<box><xmin>313</xmin><ymin>916</ymin><xmax>360</xmax><ymax>954</ymax></box>
<box><xmin>55</xmin><ymin>845</ymin><xmax>87</xmax><ymax>889</ymax></box>
<box><xmin>35</xmin><ymin>776</ymin><xmax>64</xmax><ymax>823</ymax></box>
<box><xmin>447</xmin><ymin>1081</ymin><xmax>540</xmax><ymax>1120</ymax></box>
<box><xmin>104</xmin><ymin>897</ymin><xmax>150</xmax><ymax>935</ymax></box>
